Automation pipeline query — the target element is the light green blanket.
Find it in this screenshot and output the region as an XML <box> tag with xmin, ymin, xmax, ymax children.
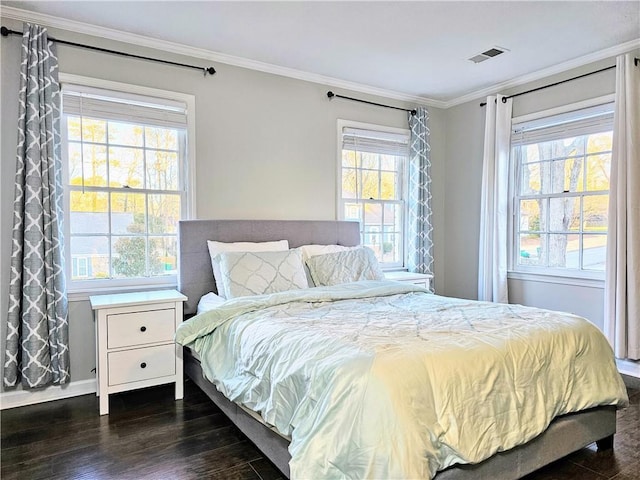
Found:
<box><xmin>176</xmin><ymin>280</ymin><xmax>628</xmax><ymax>479</ymax></box>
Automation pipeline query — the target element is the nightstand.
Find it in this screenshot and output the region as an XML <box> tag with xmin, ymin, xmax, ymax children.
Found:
<box><xmin>89</xmin><ymin>289</ymin><xmax>187</xmax><ymax>415</ymax></box>
<box><xmin>384</xmin><ymin>271</ymin><xmax>433</xmax><ymax>290</ymax></box>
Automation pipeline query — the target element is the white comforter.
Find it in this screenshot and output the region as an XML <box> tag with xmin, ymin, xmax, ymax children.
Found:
<box><xmin>175</xmin><ymin>281</ymin><xmax>628</xmax><ymax>479</ymax></box>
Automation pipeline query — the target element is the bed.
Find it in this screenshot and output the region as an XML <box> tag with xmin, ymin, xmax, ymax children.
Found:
<box><xmin>176</xmin><ymin>219</ymin><xmax>628</xmax><ymax>479</ymax></box>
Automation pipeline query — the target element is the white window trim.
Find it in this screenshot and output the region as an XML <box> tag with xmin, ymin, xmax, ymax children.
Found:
<box><xmin>508</xmin><ymin>95</ymin><xmax>614</xmax><ymax>283</ymax></box>
<box><xmin>59</xmin><ymin>74</ymin><xmax>196</xmax><ymax>295</ymax></box>
<box><xmin>336</xmin><ymin>119</ymin><xmax>410</xmax><ymax>270</ymax></box>
<box><xmin>507</xmin><ymin>271</ymin><xmax>605</xmax><ymax>289</ymax></box>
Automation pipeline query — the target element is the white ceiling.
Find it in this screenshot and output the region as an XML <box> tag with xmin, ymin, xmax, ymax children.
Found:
<box><xmin>2</xmin><ymin>1</ymin><xmax>639</xmax><ymax>106</ymax></box>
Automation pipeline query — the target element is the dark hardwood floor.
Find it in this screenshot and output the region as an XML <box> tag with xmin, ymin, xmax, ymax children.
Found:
<box><xmin>1</xmin><ymin>380</ymin><xmax>283</xmax><ymax>480</ymax></box>
<box><xmin>1</xmin><ymin>380</ymin><xmax>638</xmax><ymax>479</ymax></box>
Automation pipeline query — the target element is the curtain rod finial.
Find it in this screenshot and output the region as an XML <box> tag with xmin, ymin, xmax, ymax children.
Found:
<box><xmin>205</xmin><ymin>67</ymin><xmax>216</xmax><ymax>75</ymax></box>
<box><xmin>410</xmin><ymin>109</ymin><xmax>417</xmax><ymax>116</ymax></box>
<box><xmin>1</xmin><ymin>26</ymin><xmax>10</xmax><ymax>37</ymax></box>
<box><xmin>327</xmin><ymin>91</ymin><xmax>335</xmax><ymax>99</ymax></box>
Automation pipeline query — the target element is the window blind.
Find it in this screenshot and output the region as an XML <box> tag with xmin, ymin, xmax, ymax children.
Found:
<box><xmin>62</xmin><ymin>84</ymin><xmax>187</xmax><ymax>129</ymax></box>
<box><xmin>512</xmin><ymin>103</ymin><xmax>614</xmax><ymax>146</ymax></box>
<box><xmin>342</xmin><ymin>127</ymin><xmax>410</xmax><ymax>156</ymax></box>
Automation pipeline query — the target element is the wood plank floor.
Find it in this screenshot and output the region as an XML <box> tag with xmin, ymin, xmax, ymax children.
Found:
<box><xmin>2</xmin><ymin>380</ymin><xmax>638</xmax><ymax>479</ymax></box>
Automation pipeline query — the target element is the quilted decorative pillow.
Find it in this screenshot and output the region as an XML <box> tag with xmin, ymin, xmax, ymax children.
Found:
<box><xmin>306</xmin><ymin>246</ymin><xmax>384</xmax><ymax>287</ymax></box>
<box><xmin>207</xmin><ymin>240</ymin><xmax>289</xmax><ymax>298</ymax></box>
<box><xmin>216</xmin><ymin>249</ymin><xmax>309</xmax><ymax>299</ymax></box>
<box><xmin>297</xmin><ymin>244</ymin><xmax>358</xmax><ymax>286</ymax></box>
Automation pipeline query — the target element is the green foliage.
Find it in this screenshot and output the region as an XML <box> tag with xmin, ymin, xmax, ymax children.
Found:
<box><xmin>529</xmin><ymin>216</ymin><xmax>540</xmax><ymax>232</ymax></box>
<box><xmin>112</xmin><ymin>214</ymin><xmax>162</xmax><ymax>277</ymax></box>
<box><xmin>113</xmin><ymin>237</ymin><xmax>146</xmax><ymax>277</ymax></box>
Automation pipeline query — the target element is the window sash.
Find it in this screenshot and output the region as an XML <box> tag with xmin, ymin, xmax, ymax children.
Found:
<box><xmin>341</xmin><ymin>198</ymin><xmax>405</xmax><ymax>269</ymax></box>
<box><xmin>513</xmin><ymin>193</ymin><xmax>610</xmax><ymax>272</ymax></box>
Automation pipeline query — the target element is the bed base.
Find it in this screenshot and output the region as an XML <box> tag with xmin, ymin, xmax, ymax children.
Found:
<box><xmin>185</xmin><ymin>350</ymin><xmax>292</xmax><ymax>477</ymax></box>
<box><xmin>184</xmin><ymin>350</ymin><xmax>616</xmax><ymax>480</ymax></box>
<box><xmin>434</xmin><ymin>408</ymin><xmax>616</xmax><ymax>479</ymax></box>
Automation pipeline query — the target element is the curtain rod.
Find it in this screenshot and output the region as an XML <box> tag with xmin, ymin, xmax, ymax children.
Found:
<box><xmin>1</xmin><ymin>26</ymin><xmax>216</xmax><ymax>76</ymax></box>
<box><xmin>479</xmin><ymin>59</ymin><xmax>640</xmax><ymax>107</ymax></box>
<box><xmin>327</xmin><ymin>91</ymin><xmax>417</xmax><ymax>116</ymax></box>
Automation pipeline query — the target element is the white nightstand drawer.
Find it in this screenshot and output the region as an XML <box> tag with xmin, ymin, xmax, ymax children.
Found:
<box><xmin>107</xmin><ymin>309</ymin><xmax>175</xmax><ymax>349</ymax></box>
<box><xmin>108</xmin><ymin>344</ymin><xmax>176</xmax><ymax>386</ymax></box>
<box><xmin>406</xmin><ymin>279</ymin><xmax>430</xmax><ymax>288</ymax></box>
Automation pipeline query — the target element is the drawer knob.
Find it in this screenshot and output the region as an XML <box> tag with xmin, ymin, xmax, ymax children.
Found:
<box><xmin>140</xmin><ymin>362</ymin><xmax>147</xmax><ymax>369</ymax></box>
<box><xmin>140</xmin><ymin>326</ymin><xmax>147</xmax><ymax>332</ymax></box>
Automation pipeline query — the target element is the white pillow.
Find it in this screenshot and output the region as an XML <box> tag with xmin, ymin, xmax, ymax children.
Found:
<box><xmin>216</xmin><ymin>249</ymin><xmax>309</xmax><ymax>299</ymax></box>
<box><xmin>196</xmin><ymin>292</ymin><xmax>226</xmax><ymax>315</ymax></box>
<box><xmin>207</xmin><ymin>240</ymin><xmax>289</xmax><ymax>298</ymax></box>
<box><xmin>306</xmin><ymin>246</ymin><xmax>384</xmax><ymax>286</ymax></box>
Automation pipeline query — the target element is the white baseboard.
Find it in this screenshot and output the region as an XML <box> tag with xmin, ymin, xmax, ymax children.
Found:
<box><xmin>616</xmin><ymin>358</ymin><xmax>640</xmax><ymax>378</ymax></box>
<box><xmin>0</xmin><ymin>379</ymin><xmax>96</xmax><ymax>410</ymax></box>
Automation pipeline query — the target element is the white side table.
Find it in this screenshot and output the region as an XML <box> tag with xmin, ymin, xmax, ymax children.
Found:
<box><xmin>89</xmin><ymin>289</ymin><xmax>187</xmax><ymax>415</ymax></box>
<box><xmin>384</xmin><ymin>271</ymin><xmax>433</xmax><ymax>290</ymax></box>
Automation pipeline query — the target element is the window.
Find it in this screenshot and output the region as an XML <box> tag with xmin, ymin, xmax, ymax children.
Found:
<box><xmin>338</xmin><ymin>121</ymin><xmax>409</xmax><ymax>268</ymax></box>
<box><xmin>510</xmin><ymin>102</ymin><xmax>614</xmax><ymax>278</ymax></box>
<box><xmin>72</xmin><ymin>257</ymin><xmax>89</xmax><ymax>278</ymax></box>
<box><xmin>62</xmin><ymin>81</ymin><xmax>193</xmax><ymax>288</ymax></box>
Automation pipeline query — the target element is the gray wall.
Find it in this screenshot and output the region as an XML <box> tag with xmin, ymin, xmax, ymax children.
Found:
<box><xmin>443</xmin><ymin>59</ymin><xmax>618</xmax><ymax>331</ymax></box>
<box><xmin>0</xmin><ymin>19</ymin><xmax>446</xmax><ymax>389</ymax></box>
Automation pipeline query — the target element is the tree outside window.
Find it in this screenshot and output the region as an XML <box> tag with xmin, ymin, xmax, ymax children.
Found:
<box><xmin>512</xmin><ymin>104</ymin><xmax>612</xmax><ymax>276</ymax></box>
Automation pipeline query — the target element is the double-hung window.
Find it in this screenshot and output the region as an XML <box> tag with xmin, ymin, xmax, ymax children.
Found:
<box><xmin>338</xmin><ymin>121</ymin><xmax>409</xmax><ymax>268</ymax></box>
<box><xmin>62</xmin><ymin>82</ymin><xmax>193</xmax><ymax>289</ymax></box>
<box><xmin>510</xmin><ymin>102</ymin><xmax>614</xmax><ymax>278</ymax></box>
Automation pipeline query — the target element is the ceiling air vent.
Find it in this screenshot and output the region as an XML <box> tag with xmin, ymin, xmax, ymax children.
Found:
<box><xmin>469</xmin><ymin>46</ymin><xmax>509</xmax><ymax>64</ymax></box>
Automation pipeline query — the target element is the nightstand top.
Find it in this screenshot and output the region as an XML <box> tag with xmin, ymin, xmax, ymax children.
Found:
<box><xmin>89</xmin><ymin>289</ymin><xmax>187</xmax><ymax>310</ymax></box>
<box><xmin>384</xmin><ymin>271</ymin><xmax>433</xmax><ymax>282</ymax></box>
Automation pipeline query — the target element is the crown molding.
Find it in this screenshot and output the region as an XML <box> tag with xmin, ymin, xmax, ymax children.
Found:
<box><xmin>2</xmin><ymin>6</ymin><xmax>637</xmax><ymax>110</ymax></box>
<box><xmin>443</xmin><ymin>38</ymin><xmax>640</xmax><ymax>108</ymax></box>
<box><xmin>0</xmin><ymin>6</ymin><xmax>447</xmax><ymax>109</ymax></box>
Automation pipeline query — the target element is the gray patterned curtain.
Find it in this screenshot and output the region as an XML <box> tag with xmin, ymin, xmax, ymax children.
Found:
<box><xmin>4</xmin><ymin>24</ymin><xmax>69</xmax><ymax>388</ymax></box>
<box><xmin>407</xmin><ymin>106</ymin><xmax>434</xmax><ymax>290</ymax></box>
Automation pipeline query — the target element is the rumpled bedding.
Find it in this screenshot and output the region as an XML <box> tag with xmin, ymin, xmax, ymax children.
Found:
<box><xmin>175</xmin><ymin>280</ymin><xmax>628</xmax><ymax>479</ymax></box>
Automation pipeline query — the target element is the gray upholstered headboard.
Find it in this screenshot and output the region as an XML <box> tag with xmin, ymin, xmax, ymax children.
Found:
<box><xmin>177</xmin><ymin>219</ymin><xmax>361</xmax><ymax>315</ymax></box>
